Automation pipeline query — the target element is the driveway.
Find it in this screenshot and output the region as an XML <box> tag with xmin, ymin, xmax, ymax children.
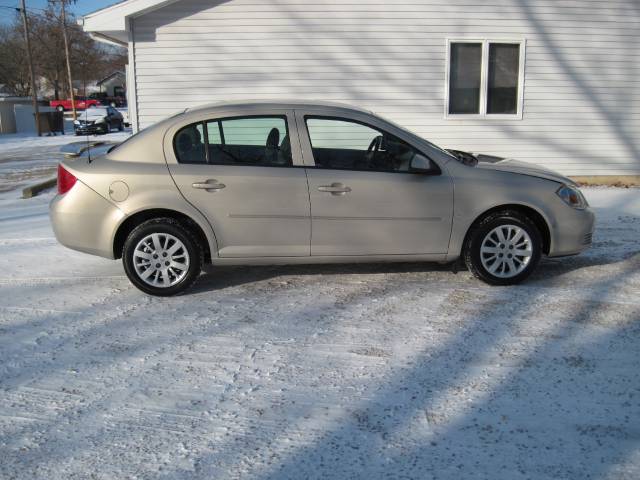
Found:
<box><xmin>0</xmin><ymin>183</ymin><xmax>639</xmax><ymax>479</ymax></box>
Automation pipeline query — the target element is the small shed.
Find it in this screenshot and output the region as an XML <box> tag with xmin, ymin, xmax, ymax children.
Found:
<box><xmin>0</xmin><ymin>97</ymin><xmax>34</xmax><ymax>134</ymax></box>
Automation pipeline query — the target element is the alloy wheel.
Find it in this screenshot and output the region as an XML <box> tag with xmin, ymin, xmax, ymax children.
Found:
<box><xmin>480</xmin><ymin>224</ymin><xmax>533</xmax><ymax>279</ymax></box>
<box><xmin>133</xmin><ymin>233</ymin><xmax>190</xmax><ymax>287</ymax></box>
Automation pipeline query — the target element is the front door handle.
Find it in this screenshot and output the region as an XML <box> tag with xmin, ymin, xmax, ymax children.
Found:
<box><xmin>318</xmin><ymin>183</ymin><xmax>352</xmax><ymax>196</ymax></box>
<box><xmin>192</xmin><ymin>179</ymin><xmax>226</xmax><ymax>192</ymax></box>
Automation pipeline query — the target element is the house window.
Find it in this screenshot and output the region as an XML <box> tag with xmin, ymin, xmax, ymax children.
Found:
<box><xmin>446</xmin><ymin>40</ymin><xmax>525</xmax><ymax>118</ymax></box>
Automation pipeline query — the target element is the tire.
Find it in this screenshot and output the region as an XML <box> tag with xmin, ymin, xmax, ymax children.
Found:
<box><xmin>463</xmin><ymin>210</ymin><xmax>542</xmax><ymax>286</ymax></box>
<box><xmin>122</xmin><ymin>218</ymin><xmax>203</xmax><ymax>296</ymax></box>
<box><xmin>118</xmin><ymin>121</ymin><xmax>124</xmax><ymax>131</ymax></box>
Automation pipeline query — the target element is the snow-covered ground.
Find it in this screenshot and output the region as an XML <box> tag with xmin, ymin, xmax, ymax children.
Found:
<box><xmin>0</xmin><ymin>125</ymin><xmax>131</xmax><ymax>196</ymax></box>
<box><xmin>0</xmin><ymin>134</ymin><xmax>639</xmax><ymax>478</ymax></box>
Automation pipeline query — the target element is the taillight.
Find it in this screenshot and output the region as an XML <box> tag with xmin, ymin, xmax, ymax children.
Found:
<box><xmin>57</xmin><ymin>164</ymin><xmax>77</xmax><ymax>195</ymax></box>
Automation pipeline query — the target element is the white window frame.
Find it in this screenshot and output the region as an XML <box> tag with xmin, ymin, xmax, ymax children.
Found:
<box><xmin>444</xmin><ymin>38</ymin><xmax>526</xmax><ymax>120</ymax></box>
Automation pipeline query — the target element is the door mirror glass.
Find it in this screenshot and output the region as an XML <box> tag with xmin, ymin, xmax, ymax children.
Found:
<box><xmin>410</xmin><ymin>154</ymin><xmax>436</xmax><ymax>174</ymax></box>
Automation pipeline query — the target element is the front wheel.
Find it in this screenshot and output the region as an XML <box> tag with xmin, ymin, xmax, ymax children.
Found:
<box><xmin>122</xmin><ymin>218</ymin><xmax>203</xmax><ymax>296</ymax></box>
<box><xmin>463</xmin><ymin>210</ymin><xmax>542</xmax><ymax>285</ymax></box>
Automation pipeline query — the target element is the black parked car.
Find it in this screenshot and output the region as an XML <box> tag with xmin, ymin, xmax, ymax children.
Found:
<box><xmin>74</xmin><ymin>107</ymin><xmax>125</xmax><ymax>135</ymax></box>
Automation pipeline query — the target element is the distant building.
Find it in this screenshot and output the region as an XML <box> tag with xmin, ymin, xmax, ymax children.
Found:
<box><xmin>96</xmin><ymin>71</ymin><xmax>126</xmax><ymax>98</ymax></box>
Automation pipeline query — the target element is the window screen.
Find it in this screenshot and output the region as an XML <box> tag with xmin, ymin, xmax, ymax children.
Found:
<box><xmin>487</xmin><ymin>43</ymin><xmax>520</xmax><ymax>115</ymax></box>
<box><xmin>448</xmin><ymin>43</ymin><xmax>482</xmax><ymax>114</ymax></box>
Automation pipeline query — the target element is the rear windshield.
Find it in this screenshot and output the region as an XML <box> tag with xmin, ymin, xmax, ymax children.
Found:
<box><xmin>108</xmin><ymin>110</ymin><xmax>186</xmax><ymax>154</ymax></box>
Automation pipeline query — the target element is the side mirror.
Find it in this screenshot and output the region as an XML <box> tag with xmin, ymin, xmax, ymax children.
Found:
<box><xmin>409</xmin><ymin>154</ymin><xmax>438</xmax><ymax>174</ymax></box>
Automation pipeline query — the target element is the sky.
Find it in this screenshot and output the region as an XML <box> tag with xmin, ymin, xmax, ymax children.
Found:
<box><xmin>0</xmin><ymin>0</ymin><xmax>122</xmax><ymax>23</ymax></box>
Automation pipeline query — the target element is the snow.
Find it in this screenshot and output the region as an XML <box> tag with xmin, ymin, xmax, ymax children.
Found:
<box><xmin>0</xmin><ymin>135</ymin><xmax>639</xmax><ymax>478</ymax></box>
<box><xmin>0</xmin><ymin>127</ymin><xmax>131</xmax><ymax>197</ymax></box>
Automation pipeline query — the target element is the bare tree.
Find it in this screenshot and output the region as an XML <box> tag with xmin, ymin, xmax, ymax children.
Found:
<box><xmin>47</xmin><ymin>0</ymin><xmax>78</xmax><ymax>119</ymax></box>
<box><xmin>0</xmin><ymin>6</ymin><xmax>127</xmax><ymax>100</ymax></box>
<box><xmin>19</xmin><ymin>0</ymin><xmax>41</xmax><ymax>135</ymax></box>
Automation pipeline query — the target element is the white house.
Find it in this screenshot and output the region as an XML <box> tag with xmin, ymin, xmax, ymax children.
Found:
<box><xmin>80</xmin><ymin>0</ymin><xmax>639</xmax><ymax>179</ymax></box>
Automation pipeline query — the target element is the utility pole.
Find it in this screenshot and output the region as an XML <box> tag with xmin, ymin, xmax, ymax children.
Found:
<box><xmin>60</xmin><ymin>0</ymin><xmax>77</xmax><ymax>120</ymax></box>
<box><xmin>18</xmin><ymin>0</ymin><xmax>41</xmax><ymax>136</ymax></box>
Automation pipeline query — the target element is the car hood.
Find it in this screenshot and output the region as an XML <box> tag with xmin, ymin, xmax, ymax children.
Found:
<box><xmin>474</xmin><ymin>155</ymin><xmax>575</xmax><ymax>185</ymax></box>
<box><xmin>77</xmin><ymin>111</ymin><xmax>107</xmax><ymax>121</ymax></box>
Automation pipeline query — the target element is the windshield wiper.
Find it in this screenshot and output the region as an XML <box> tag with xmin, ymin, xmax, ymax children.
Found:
<box><xmin>446</xmin><ymin>149</ymin><xmax>478</xmax><ymax>167</ymax></box>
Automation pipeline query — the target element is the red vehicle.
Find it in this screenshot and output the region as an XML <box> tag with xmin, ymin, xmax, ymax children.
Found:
<box><xmin>50</xmin><ymin>98</ymin><xmax>101</xmax><ymax>112</ymax></box>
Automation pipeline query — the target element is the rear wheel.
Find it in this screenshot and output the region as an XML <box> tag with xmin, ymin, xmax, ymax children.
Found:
<box><xmin>463</xmin><ymin>210</ymin><xmax>542</xmax><ymax>285</ymax></box>
<box><xmin>122</xmin><ymin>218</ymin><xmax>203</xmax><ymax>296</ymax></box>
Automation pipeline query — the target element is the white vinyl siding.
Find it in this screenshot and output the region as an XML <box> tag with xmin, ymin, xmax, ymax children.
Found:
<box><xmin>131</xmin><ymin>0</ymin><xmax>640</xmax><ymax>176</ymax></box>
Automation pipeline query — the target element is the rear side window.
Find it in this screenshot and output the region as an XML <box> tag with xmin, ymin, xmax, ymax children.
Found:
<box><xmin>174</xmin><ymin>123</ymin><xmax>207</xmax><ymax>164</ymax></box>
<box><xmin>174</xmin><ymin>116</ymin><xmax>292</xmax><ymax>167</ymax></box>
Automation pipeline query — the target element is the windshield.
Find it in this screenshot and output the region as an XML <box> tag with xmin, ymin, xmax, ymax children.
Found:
<box><xmin>83</xmin><ymin>108</ymin><xmax>108</xmax><ymax>117</ymax></box>
<box><xmin>373</xmin><ymin>112</ymin><xmax>459</xmax><ymax>161</ymax></box>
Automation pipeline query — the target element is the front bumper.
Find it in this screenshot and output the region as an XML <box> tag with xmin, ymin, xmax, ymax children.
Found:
<box><xmin>50</xmin><ymin>180</ymin><xmax>125</xmax><ymax>259</ymax></box>
<box><xmin>74</xmin><ymin>123</ymin><xmax>107</xmax><ymax>135</ymax></box>
<box><xmin>548</xmin><ymin>206</ymin><xmax>596</xmax><ymax>257</ymax></box>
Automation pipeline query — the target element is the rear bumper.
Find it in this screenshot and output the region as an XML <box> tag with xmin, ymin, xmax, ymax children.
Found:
<box><xmin>548</xmin><ymin>206</ymin><xmax>595</xmax><ymax>257</ymax></box>
<box><xmin>49</xmin><ymin>181</ymin><xmax>124</xmax><ymax>259</ymax></box>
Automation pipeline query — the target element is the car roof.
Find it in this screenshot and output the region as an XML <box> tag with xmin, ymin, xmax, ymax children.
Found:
<box><xmin>185</xmin><ymin>100</ymin><xmax>374</xmax><ymax>116</ymax></box>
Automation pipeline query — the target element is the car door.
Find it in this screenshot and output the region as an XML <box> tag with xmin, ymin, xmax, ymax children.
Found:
<box><xmin>297</xmin><ymin>112</ymin><xmax>453</xmax><ymax>256</ymax></box>
<box><xmin>165</xmin><ymin>110</ymin><xmax>311</xmax><ymax>257</ymax></box>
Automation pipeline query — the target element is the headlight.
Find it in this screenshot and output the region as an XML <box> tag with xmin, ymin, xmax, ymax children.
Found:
<box><xmin>557</xmin><ymin>184</ymin><xmax>588</xmax><ymax>210</ymax></box>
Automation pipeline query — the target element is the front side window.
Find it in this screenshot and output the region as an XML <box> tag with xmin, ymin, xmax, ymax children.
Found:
<box><xmin>447</xmin><ymin>40</ymin><xmax>524</xmax><ymax>117</ymax></box>
<box><xmin>175</xmin><ymin>116</ymin><xmax>292</xmax><ymax>166</ymax></box>
<box><xmin>306</xmin><ymin>117</ymin><xmax>432</xmax><ymax>173</ymax></box>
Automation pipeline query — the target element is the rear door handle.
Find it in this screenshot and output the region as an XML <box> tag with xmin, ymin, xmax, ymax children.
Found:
<box><xmin>192</xmin><ymin>179</ymin><xmax>226</xmax><ymax>192</ymax></box>
<box><xmin>318</xmin><ymin>183</ymin><xmax>351</xmax><ymax>196</ymax></box>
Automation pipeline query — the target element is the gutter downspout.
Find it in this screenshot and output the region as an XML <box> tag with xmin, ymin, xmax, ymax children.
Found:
<box><xmin>128</xmin><ymin>17</ymin><xmax>140</xmax><ymax>133</ymax></box>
